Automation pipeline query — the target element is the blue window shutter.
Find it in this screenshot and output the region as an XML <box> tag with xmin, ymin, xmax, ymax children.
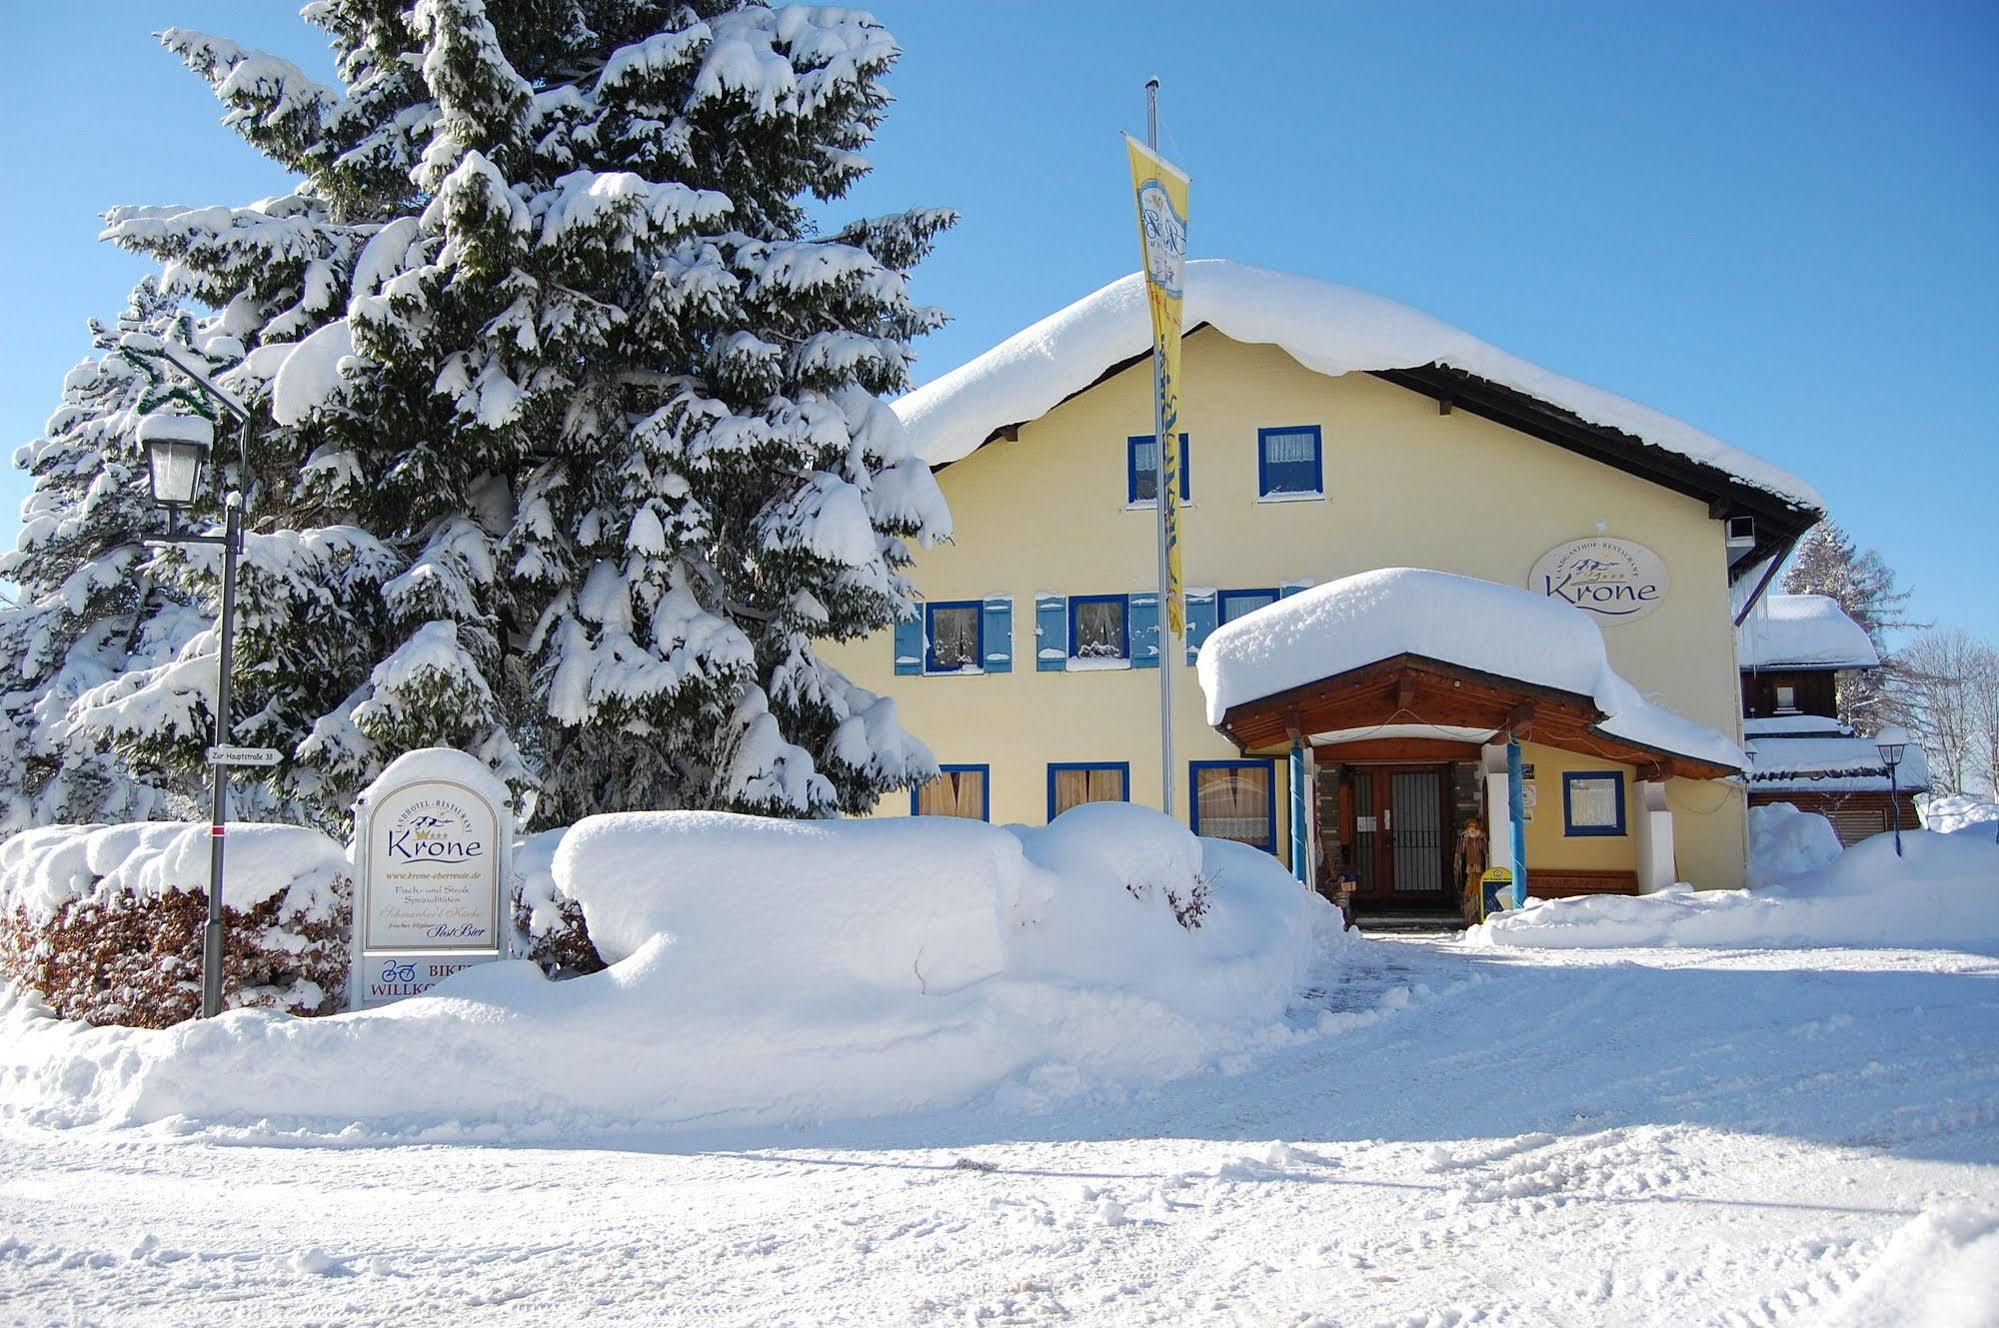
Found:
<box><xmin>983</xmin><ymin>597</ymin><xmax>1013</xmax><ymax>673</ymax></box>
<box><xmin>893</xmin><ymin>616</ymin><xmax>923</xmax><ymax>676</ymax></box>
<box><xmin>1279</xmin><ymin>579</ymin><xmax>1312</xmax><ymax>599</ymax></box>
<box><xmin>1185</xmin><ymin>589</ymin><xmax>1218</xmax><ymax>663</ymax></box>
<box><xmin>1130</xmin><ymin>592</ymin><xmax>1160</xmax><ymax>669</ymax></box>
<box><xmin>1035</xmin><ymin>594</ymin><xmax>1068</xmax><ymax>671</ymax></box>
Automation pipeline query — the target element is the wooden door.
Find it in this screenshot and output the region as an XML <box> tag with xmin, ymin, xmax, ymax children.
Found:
<box><xmin>1341</xmin><ymin>765</ymin><xmax>1451</xmax><ymax>902</ymax></box>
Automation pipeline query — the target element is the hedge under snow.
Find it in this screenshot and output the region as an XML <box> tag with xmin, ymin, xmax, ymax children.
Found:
<box><xmin>0</xmin><ymin>804</ymin><xmax>1346</xmax><ymax>1137</ymax></box>
<box><xmin>0</xmin><ymin>822</ymin><xmax>351</xmax><ymax>1025</ymax></box>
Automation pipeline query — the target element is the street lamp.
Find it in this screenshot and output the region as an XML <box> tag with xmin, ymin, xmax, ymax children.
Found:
<box><xmin>138</xmin><ymin>344</ymin><xmax>254</xmax><ymax>1020</ymax></box>
<box><xmin>1875</xmin><ymin>724</ymin><xmax>1909</xmax><ymax>858</ymax></box>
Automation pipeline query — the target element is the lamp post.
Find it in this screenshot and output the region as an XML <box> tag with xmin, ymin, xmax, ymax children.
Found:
<box><xmin>1874</xmin><ymin>724</ymin><xmax>1909</xmax><ymax>859</ymax></box>
<box><xmin>139</xmin><ymin>348</ymin><xmax>254</xmax><ymax>1020</ymax></box>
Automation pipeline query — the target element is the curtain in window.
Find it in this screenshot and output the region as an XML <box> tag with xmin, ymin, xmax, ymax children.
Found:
<box><xmin>1053</xmin><ymin>767</ymin><xmax>1124</xmax><ymax>816</ymax></box>
<box><xmin>918</xmin><ymin>769</ymin><xmax>986</xmax><ymax>818</ymax></box>
<box><xmin>1196</xmin><ymin>765</ymin><xmax>1271</xmax><ymax>846</ymax></box>
<box><xmin>1264</xmin><ymin>431</ymin><xmax>1314</xmax><ymax>464</ymax></box>
<box><xmin>1073</xmin><ymin>600</ymin><xmax>1125</xmax><ymax>658</ymax></box>
<box><xmin>1131</xmin><ymin>439</ymin><xmax>1158</xmax><ymax>501</ymax></box>
<box><xmin>931</xmin><ymin>608</ymin><xmax>979</xmax><ymax>669</ymax></box>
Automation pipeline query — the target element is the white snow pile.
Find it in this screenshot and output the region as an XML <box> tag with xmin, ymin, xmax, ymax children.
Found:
<box><xmin>1470</xmin><ymin>830</ymin><xmax>1999</xmax><ymax>951</ymax></box>
<box><xmin>1736</xmin><ymin>592</ymin><xmax>1880</xmax><ymax>669</ymax></box>
<box><xmin>895</xmin><ymin>258</ymin><xmax>1822</xmax><ymax>509</ymax></box>
<box><xmin>1815</xmin><ymin>1203</ymin><xmax>1999</xmax><ymax>1328</ymax></box>
<box><xmin>1923</xmin><ymin>794</ymin><xmax>1999</xmax><ymax>837</ymax></box>
<box><xmin>1747</xmin><ymin>801</ymin><xmax>1844</xmax><ymax>884</ymax></box>
<box><xmin>0</xmin><ymin>821</ymin><xmax>348</xmax><ymax>923</ymax></box>
<box><xmin>1195</xmin><ymin>567</ymin><xmax>1744</xmax><ymax>771</ymax></box>
<box><xmin>0</xmin><ymin>804</ymin><xmax>1345</xmax><ymax>1138</ymax></box>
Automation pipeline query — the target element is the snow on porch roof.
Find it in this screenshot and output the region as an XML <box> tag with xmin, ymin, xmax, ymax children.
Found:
<box><xmin>1737</xmin><ymin>594</ymin><xmax>1880</xmax><ymax>670</ymax></box>
<box><xmin>1195</xmin><ymin>567</ymin><xmax>1746</xmax><ymax>774</ymax></box>
<box><xmin>894</xmin><ymin>259</ymin><xmax>1822</xmax><ymax>511</ymax></box>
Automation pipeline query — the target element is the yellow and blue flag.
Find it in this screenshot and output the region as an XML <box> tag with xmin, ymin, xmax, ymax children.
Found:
<box><xmin>1124</xmin><ymin>134</ymin><xmax>1190</xmax><ymax>636</ymax></box>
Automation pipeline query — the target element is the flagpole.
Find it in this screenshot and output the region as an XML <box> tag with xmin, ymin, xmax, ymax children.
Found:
<box><xmin>1146</xmin><ymin>76</ymin><xmax>1176</xmax><ymax>820</ymax></box>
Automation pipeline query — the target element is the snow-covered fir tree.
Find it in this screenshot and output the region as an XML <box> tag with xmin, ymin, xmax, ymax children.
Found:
<box><xmin>1782</xmin><ymin>520</ymin><xmax>1918</xmax><ymax>727</ymax></box>
<box><xmin>70</xmin><ymin>2</ymin><xmax>953</xmax><ymax>828</ymax></box>
<box><xmin>0</xmin><ymin>281</ymin><xmax>224</xmax><ymax>830</ymax></box>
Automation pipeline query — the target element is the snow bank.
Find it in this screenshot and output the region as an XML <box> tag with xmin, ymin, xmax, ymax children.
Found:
<box><xmin>1195</xmin><ymin>567</ymin><xmax>1744</xmax><ymax>770</ymax></box>
<box><xmin>1816</xmin><ymin>1203</ymin><xmax>1999</xmax><ymax>1328</ymax></box>
<box><xmin>0</xmin><ymin>807</ymin><xmax>1345</xmax><ymax>1137</ymax></box>
<box><xmin>895</xmin><ymin>259</ymin><xmax>1821</xmax><ymax>509</ymax></box>
<box><xmin>1747</xmin><ymin>802</ymin><xmax>1843</xmax><ymax>884</ymax></box>
<box><xmin>1470</xmin><ymin>830</ymin><xmax>1999</xmax><ymax>950</ymax></box>
<box><xmin>1923</xmin><ymin>794</ymin><xmax>1999</xmax><ymax>837</ymax></box>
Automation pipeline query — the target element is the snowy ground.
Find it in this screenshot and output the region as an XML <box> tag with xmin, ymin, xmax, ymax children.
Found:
<box><xmin>4</xmin><ymin>936</ymin><xmax>1996</xmax><ymax>1326</ymax></box>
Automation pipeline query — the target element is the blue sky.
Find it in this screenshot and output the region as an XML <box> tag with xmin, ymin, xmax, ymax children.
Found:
<box><xmin>3</xmin><ymin>3</ymin><xmax>1993</xmax><ymax>642</ymax></box>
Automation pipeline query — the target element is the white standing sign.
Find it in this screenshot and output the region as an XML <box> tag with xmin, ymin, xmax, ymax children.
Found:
<box><xmin>349</xmin><ymin>748</ymin><xmax>514</xmax><ymax>1008</ymax></box>
<box><xmin>1529</xmin><ymin>536</ymin><xmax>1671</xmax><ymax>624</ymax></box>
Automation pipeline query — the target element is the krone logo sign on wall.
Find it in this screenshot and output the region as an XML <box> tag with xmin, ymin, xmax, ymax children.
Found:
<box><xmin>348</xmin><ymin>747</ymin><xmax>514</xmax><ymax>1008</ymax></box>
<box><xmin>1529</xmin><ymin>537</ymin><xmax>1671</xmax><ymax>623</ymax></box>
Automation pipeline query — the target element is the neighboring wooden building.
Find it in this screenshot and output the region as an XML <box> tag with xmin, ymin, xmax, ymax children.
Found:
<box><xmin>1737</xmin><ymin>594</ymin><xmax>1927</xmax><ymax>845</ymax></box>
<box><xmin>822</xmin><ymin>260</ymin><xmax>1826</xmax><ymax>910</ymax></box>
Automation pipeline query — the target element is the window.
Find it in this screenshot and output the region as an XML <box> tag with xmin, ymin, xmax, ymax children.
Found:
<box><xmin>924</xmin><ymin>600</ymin><xmax>982</xmax><ymax>673</ymax></box>
<box><xmin>1190</xmin><ymin>760</ymin><xmax>1276</xmax><ymax>853</ymax></box>
<box><xmin>1218</xmin><ymin>588</ymin><xmax>1278</xmax><ymax>625</ymax></box>
<box><xmin>1126</xmin><ymin>434</ymin><xmax>1191</xmax><ymax>505</ymax></box>
<box><xmin>1047</xmin><ymin>762</ymin><xmax>1130</xmax><ymax>819</ymax></box>
<box><xmin>1257</xmin><ymin>425</ymin><xmax>1323</xmax><ymax>499</ymax></box>
<box><xmin>1562</xmin><ymin>771</ymin><xmax>1627</xmax><ymax>837</ymax></box>
<box><xmin>1775</xmin><ymin>684</ymin><xmax>1798</xmax><ymax>713</ymax></box>
<box><xmin>912</xmin><ymin>765</ymin><xmax>990</xmax><ymax>820</ymax></box>
<box><xmin>1069</xmin><ymin>594</ymin><xmax>1128</xmax><ymax>662</ymax></box>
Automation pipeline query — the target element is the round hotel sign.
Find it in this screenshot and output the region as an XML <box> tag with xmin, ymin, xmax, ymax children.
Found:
<box><xmin>1529</xmin><ymin>537</ymin><xmax>1670</xmax><ymax>623</ymax></box>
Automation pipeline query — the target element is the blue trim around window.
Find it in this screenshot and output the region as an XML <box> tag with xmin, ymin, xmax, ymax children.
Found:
<box><xmin>1218</xmin><ymin>588</ymin><xmax>1280</xmax><ymax>626</ymax></box>
<box><xmin>1067</xmin><ymin>594</ymin><xmax>1130</xmax><ymax>662</ymax></box>
<box><xmin>1126</xmin><ymin>434</ymin><xmax>1191</xmax><ymax>505</ymax></box>
<box><xmin>911</xmin><ymin>763</ymin><xmax>991</xmax><ymax>820</ymax></box>
<box><xmin>1189</xmin><ymin>759</ymin><xmax>1279</xmax><ymax>854</ymax></box>
<box><xmin>1045</xmin><ymin>761</ymin><xmax>1131</xmax><ymax>822</ymax></box>
<box><xmin>1562</xmin><ymin>770</ymin><xmax>1628</xmax><ymax>837</ymax></box>
<box><xmin>1256</xmin><ymin>424</ymin><xmax>1324</xmax><ymax>498</ymax></box>
<box><xmin>923</xmin><ymin>599</ymin><xmax>984</xmax><ymax>673</ymax></box>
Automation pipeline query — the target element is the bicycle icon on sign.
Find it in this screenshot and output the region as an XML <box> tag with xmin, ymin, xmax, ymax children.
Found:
<box><xmin>379</xmin><ymin>960</ymin><xmax>418</xmax><ymax>985</ymax></box>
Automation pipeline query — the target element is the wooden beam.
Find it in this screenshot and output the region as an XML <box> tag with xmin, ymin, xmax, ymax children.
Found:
<box><xmin>1314</xmin><ymin>737</ymin><xmax>1484</xmax><ymax>762</ymax></box>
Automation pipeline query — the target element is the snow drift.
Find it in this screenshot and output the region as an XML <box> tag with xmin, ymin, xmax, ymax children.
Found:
<box><xmin>1470</xmin><ymin>830</ymin><xmax>1999</xmax><ymax>950</ymax></box>
<box><xmin>0</xmin><ymin>805</ymin><xmax>1345</xmax><ymax>1137</ymax></box>
<box><xmin>1747</xmin><ymin>802</ymin><xmax>1844</xmax><ymax>885</ymax></box>
<box><xmin>1923</xmin><ymin>794</ymin><xmax>1999</xmax><ymax>837</ymax></box>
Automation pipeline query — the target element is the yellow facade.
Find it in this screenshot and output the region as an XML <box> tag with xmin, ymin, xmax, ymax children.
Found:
<box><xmin>822</xmin><ymin>328</ymin><xmax>1752</xmax><ymax>889</ymax></box>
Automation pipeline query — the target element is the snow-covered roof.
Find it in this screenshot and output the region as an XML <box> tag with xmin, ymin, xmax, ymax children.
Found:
<box><xmin>1737</xmin><ymin>594</ymin><xmax>1879</xmax><ymax>670</ymax></box>
<box><xmin>1743</xmin><ymin>715</ymin><xmax>1848</xmax><ymax>737</ymax></box>
<box><xmin>1745</xmin><ymin>732</ymin><xmax>1931</xmax><ymax>793</ymax></box>
<box><xmin>895</xmin><ymin>259</ymin><xmax>1823</xmax><ymax>510</ymax></box>
<box><xmin>1195</xmin><ymin>567</ymin><xmax>1745</xmax><ymax>772</ymax></box>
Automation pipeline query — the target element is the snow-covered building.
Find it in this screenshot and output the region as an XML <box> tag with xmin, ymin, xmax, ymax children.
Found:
<box><xmin>820</xmin><ymin>260</ymin><xmax>1825</xmax><ymax>906</ymax></box>
<box><xmin>1737</xmin><ymin>593</ymin><xmax>1927</xmax><ymax>845</ymax></box>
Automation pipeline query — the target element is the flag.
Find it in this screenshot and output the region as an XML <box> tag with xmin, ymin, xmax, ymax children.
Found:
<box><xmin>1125</xmin><ymin>134</ymin><xmax>1189</xmax><ymax>636</ymax></box>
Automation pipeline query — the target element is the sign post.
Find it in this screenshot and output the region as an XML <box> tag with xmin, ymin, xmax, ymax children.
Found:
<box><xmin>348</xmin><ymin>748</ymin><xmax>514</xmax><ymax>1009</ymax></box>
